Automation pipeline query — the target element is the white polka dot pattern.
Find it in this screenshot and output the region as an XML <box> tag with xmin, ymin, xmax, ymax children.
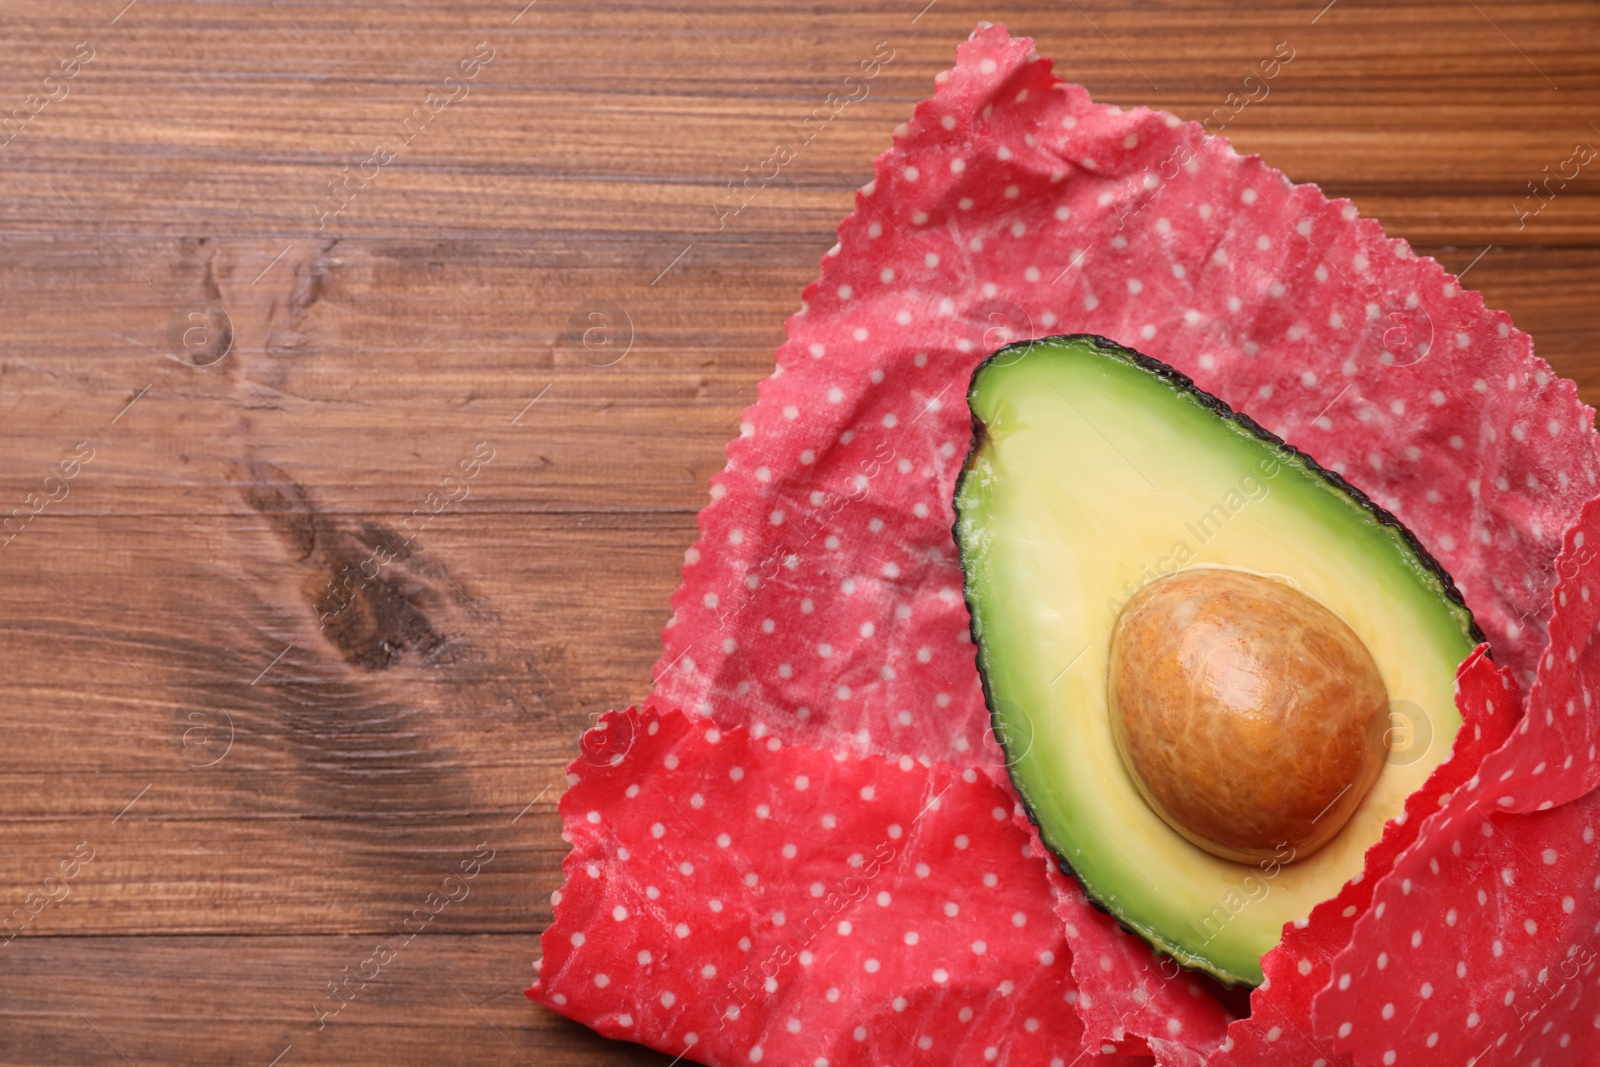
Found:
<box><xmin>1315</xmin><ymin>768</ymin><xmax>1600</xmax><ymax>1067</ymax></box>
<box><xmin>629</xmin><ymin>22</ymin><xmax>1600</xmax><ymax>1065</ymax></box>
<box><xmin>1473</xmin><ymin>502</ymin><xmax>1600</xmax><ymax>813</ymax></box>
<box><xmin>529</xmin><ymin>708</ymin><xmax>1129</xmax><ymax>1066</ymax></box>
<box><xmin>655</xmin><ymin>26</ymin><xmax>1600</xmax><ymax>776</ymax></box>
<box><xmin>1054</xmin><ymin>880</ymin><xmax>1235</xmax><ymax>1062</ymax></box>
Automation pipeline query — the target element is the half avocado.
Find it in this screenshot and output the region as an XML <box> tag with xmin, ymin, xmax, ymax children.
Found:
<box><xmin>953</xmin><ymin>334</ymin><xmax>1480</xmax><ymax>986</ymax></box>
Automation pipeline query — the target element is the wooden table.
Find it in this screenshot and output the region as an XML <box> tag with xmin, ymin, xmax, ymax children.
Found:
<box><xmin>0</xmin><ymin>1</ymin><xmax>1594</xmax><ymax>1063</ymax></box>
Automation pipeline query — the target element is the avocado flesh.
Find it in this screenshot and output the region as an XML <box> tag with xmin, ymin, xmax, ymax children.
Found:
<box><xmin>954</xmin><ymin>335</ymin><xmax>1479</xmax><ymax>986</ymax></box>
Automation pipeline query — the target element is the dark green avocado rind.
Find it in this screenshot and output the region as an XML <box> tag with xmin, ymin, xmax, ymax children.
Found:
<box><xmin>950</xmin><ymin>332</ymin><xmax>1484</xmax><ymax>987</ymax></box>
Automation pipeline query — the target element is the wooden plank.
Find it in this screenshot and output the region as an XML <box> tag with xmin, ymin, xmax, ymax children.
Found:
<box><xmin>0</xmin><ymin>935</ymin><xmax>676</xmax><ymax>1065</ymax></box>
<box><xmin>0</xmin><ymin>513</ymin><xmax>687</xmax><ymax>685</ymax></box>
<box><xmin>0</xmin><ymin>239</ymin><xmax>1594</xmax><ymax>523</ymax></box>
<box><xmin>0</xmin><ymin>237</ymin><xmax>788</xmax><ymax>514</ymax></box>
<box><xmin>0</xmin><ymin>512</ymin><xmax>688</xmax><ymax>934</ymax></box>
<box><xmin>0</xmin><ymin>3</ymin><xmax>1594</xmax><ymax>244</ymax></box>
<box><xmin>0</xmin><ymin>807</ymin><xmax>569</xmax><ymax>935</ymax></box>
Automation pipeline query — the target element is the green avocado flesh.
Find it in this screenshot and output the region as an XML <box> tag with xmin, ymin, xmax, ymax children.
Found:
<box><xmin>954</xmin><ymin>335</ymin><xmax>1478</xmax><ymax>986</ymax></box>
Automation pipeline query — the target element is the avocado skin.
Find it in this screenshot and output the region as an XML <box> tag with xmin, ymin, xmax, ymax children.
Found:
<box><xmin>951</xmin><ymin>333</ymin><xmax>1484</xmax><ymax>986</ymax></box>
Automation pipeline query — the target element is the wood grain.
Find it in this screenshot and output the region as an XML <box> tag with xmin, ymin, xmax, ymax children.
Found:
<box><xmin>1</xmin><ymin>0</ymin><xmax>1596</xmax><ymax>1062</ymax></box>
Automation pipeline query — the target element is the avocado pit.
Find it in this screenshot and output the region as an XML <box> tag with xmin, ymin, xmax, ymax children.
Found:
<box><xmin>1107</xmin><ymin>568</ymin><xmax>1389</xmax><ymax>866</ymax></box>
